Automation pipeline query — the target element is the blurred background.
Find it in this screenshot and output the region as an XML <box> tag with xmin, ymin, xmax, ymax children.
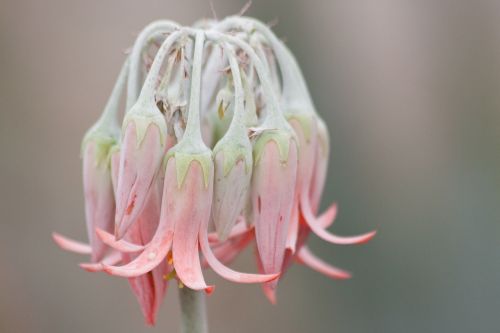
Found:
<box><xmin>1</xmin><ymin>0</ymin><xmax>500</xmax><ymax>332</ymax></box>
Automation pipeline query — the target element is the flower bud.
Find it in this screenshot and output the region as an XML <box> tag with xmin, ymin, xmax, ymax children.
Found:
<box><xmin>212</xmin><ymin>136</ymin><xmax>252</xmax><ymax>241</ymax></box>
<box><xmin>114</xmin><ymin>101</ymin><xmax>168</xmax><ymax>239</ymax></box>
<box><xmin>251</xmin><ymin>130</ymin><xmax>298</xmax><ymax>284</ymax></box>
<box><xmin>81</xmin><ymin>131</ymin><xmax>117</xmax><ymax>262</ymax></box>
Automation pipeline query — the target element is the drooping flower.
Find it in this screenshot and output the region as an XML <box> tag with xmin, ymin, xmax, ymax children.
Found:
<box><xmin>54</xmin><ymin>15</ymin><xmax>375</xmax><ymax>327</ymax></box>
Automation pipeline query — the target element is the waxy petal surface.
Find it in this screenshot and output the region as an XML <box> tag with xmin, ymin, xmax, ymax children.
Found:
<box><xmin>171</xmin><ymin>159</ymin><xmax>214</xmax><ymax>293</ymax></box>
<box><xmin>82</xmin><ymin>141</ymin><xmax>115</xmax><ymax>262</ymax></box>
<box><xmin>296</xmin><ymin>246</ymin><xmax>351</xmax><ymax>280</ymax></box>
<box><xmin>115</xmin><ymin>122</ymin><xmax>164</xmax><ymax>239</ymax></box>
<box><xmin>252</xmin><ymin>140</ymin><xmax>297</xmax><ymax>275</ymax></box>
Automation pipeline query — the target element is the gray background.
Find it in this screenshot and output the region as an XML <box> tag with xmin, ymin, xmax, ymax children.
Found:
<box><xmin>1</xmin><ymin>0</ymin><xmax>499</xmax><ymax>332</ymax></box>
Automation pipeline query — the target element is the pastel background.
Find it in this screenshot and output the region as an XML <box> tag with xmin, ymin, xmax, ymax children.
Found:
<box><xmin>0</xmin><ymin>0</ymin><xmax>499</xmax><ymax>332</ymax></box>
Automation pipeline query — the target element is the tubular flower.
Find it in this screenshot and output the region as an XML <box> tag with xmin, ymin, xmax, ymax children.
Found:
<box><xmin>53</xmin><ymin>15</ymin><xmax>375</xmax><ymax>326</ymax></box>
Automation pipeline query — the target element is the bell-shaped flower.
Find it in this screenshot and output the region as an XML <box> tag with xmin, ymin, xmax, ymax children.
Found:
<box><xmin>114</xmin><ymin>103</ymin><xmax>167</xmax><ymax>239</ymax></box>
<box><xmin>251</xmin><ymin>128</ymin><xmax>298</xmax><ymax>301</ymax></box>
<box><xmin>53</xmin><ymin>58</ymin><xmax>128</xmax><ymax>263</ymax></box>
<box><xmin>80</xmin><ymin>136</ymin><xmax>116</xmax><ymax>262</ymax></box>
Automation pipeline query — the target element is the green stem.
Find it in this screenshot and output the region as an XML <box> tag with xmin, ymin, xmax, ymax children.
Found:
<box><xmin>126</xmin><ymin>20</ymin><xmax>179</xmax><ymax>110</ymax></box>
<box><xmin>178</xmin><ymin>288</ymin><xmax>208</xmax><ymax>333</ymax></box>
<box><xmin>183</xmin><ymin>30</ymin><xmax>205</xmax><ymax>141</ymax></box>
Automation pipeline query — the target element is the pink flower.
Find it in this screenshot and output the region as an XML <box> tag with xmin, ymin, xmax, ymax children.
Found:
<box><xmin>53</xmin><ymin>18</ymin><xmax>377</xmax><ymax>328</ymax></box>
<box><xmin>251</xmin><ymin>131</ymin><xmax>298</xmax><ymax>303</ymax></box>
<box><xmin>114</xmin><ymin>107</ymin><xmax>167</xmax><ymax>239</ymax></box>
<box><xmin>80</xmin><ymin>138</ymin><xmax>116</xmax><ymax>262</ymax></box>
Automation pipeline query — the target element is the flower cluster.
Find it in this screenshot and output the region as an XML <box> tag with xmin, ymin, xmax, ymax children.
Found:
<box><xmin>53</xmin><ymin>16</ymin><xmax>375</xmax><ymax>325</ymax></box>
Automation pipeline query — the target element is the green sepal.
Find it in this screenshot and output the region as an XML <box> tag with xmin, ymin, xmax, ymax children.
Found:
<box><xmin>213</xmin><ymin>134</ymin><xmax>252</xmax><ymax>176</ymax></box>
<box><xmin>253</xmin><ymin>128</ymin><xmax>296</xmax><ymax>165</ymax></box>
<box><xmin>81</xmin><ymin>125</ymin><xmax>118</xmax><ymax>169</ymax></box>
<box><xmin>286</xmin><ymin>113</ymin><xmax>315</xmax><ymax>143</ymax></box>
<box><xmin>122</xmin><ymin>102</ymin><xmax>167</xmax><ymax>149</ymax></box>
<box><xmin>165</xmin><ymin>149</ymin><xmax>213</xmax><ymax>189</ymax></box>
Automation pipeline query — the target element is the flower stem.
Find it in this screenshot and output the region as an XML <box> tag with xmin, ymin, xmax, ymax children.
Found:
<box><xmin>178</xmin><ymin>287</ymin><xmax>208</xmax><ymax>333</ymax></box>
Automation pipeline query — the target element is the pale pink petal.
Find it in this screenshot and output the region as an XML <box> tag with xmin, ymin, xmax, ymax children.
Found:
<box><xmin>207</xmin><ymin>219</ymin><xmax>249</xmax><ymax>243</ymax></box>
<box><xmin>212</xmin><ymin>153</ymin><xmax>251</xmax><ymax>241</ymax></box>
<box><xmin>103</xmin><ymin>229</ymin><xmax>173</xmax><ymax>278</ymax></box>
<box><xmin>115</xmin><ymin>122</ymin><xmax>164</xmax><ymax>239</ymax></box>
<box><xmin>252</xmin><ymin>139</ymin><xmax>297</xmax><ymax>275</ymax></box>
<box><xmin>79</xmin><ymin>251</ymin><xmax>122</xmax><ymax>272</ymax></box>
<box><xmin>203</xmin><ymin>229</ymin><xmax>254</xmax><ymax>268</ymax></box>
<box><xmin>318</xmin><ymin>202</ymin><xmax>338</xmax><ymax>229</ymax></box>
<box><xmin>285</xmin><ymin>202</ymin><xmax>299</xmax><ymax>253</ymax></box>
<box><xmin>52</xmin><ymin>233</ymin><xmax>91</xmax><ymax>255</ymax></box>
<box><xmin>301</xmin><ymin>192</ymin><xmax>377</xmax><ymax>245</ymax></box>
<box><xmin>105</xmin><ymin>155</ymin><xmax>174</xmax><ymax>278</ymax></box>
<box><xmin>289</xmin><ymin>117</ymin><xmax>317</xmax><ymax>193</ymax></box>
<box><xmin>96</xmin><ymin>228</ymin><xmax>145</xmax><ymax>253</ymax></box>
<box><xmin>171</xmin><ymin>160</ymin><xmax>214</xmax><ymax>293</ymax></box>
<box><xmin>255</xmin><ymin>250</ymin><xmax>277</xmax><ymax>305</ymax></box>
<box><xmin>200</xmin><ymin>215</ymin><xmax>279</xmax><ymax>283</ymax></box>
<box><xmin>309</xmin><ymin>119</ymin><xmax>329</xmax><ymax>213</ymax></box>
<box><xmin>128</xmin><ymin>272</ymin><xmax>157</xmax><ymax>326</ymax></box>
<box><xmin>296</xmin><ymin>246</ymin><xmax>351</xmax><ymax>280</ymax></box>
<box><xmin>82</xmin><ymin>141</ymin><xmax>115</xmax><ymax>262</ymax></box>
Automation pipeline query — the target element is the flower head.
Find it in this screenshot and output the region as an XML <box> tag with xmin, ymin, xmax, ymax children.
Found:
<box><xmin>53</xmin><ymin>16</ymin><xmax>375</xmax><ymax>326</ymax></box>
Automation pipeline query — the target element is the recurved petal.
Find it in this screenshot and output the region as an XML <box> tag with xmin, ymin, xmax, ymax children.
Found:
<box><xmin>207</xmin><ymin>218</ymin><xmax>249</xmax><ymax>244</ymax></box>
<box><xmin>203</xmin><ymin>228</ymin><xmax>254</xmax><ymax>268</ymax></box>
<box><xmin>52</xmin><ymin>233</ymin><xmax>92</xmax><ymax>255</ymax></box>
<box><xmin>96</xmin><ymin>228</ymin><xmax>145</xmax><ymax>253</ymax></box>
<box><xmin>200</xmin><ymin>211</ymin><xmax>278</xmax><ymax>284</ymax></box>
<box><xmin>300</xmin><ymin>192</ymin><xmax>376</xmax><ymax>245</ymax></box>
<box><xmin>79</xmin><ymin>251</ymin><xmax>122</xmax><ymax>272</ymax></box>
<box><xmin>296</xmin><ymin>246</ymin><xmax>351</xmax><ymax>280</ymax></box>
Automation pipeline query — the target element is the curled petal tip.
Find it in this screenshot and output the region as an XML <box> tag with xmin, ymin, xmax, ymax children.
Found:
<box><xmin>318</xmin><ymin>202</ymin><xmax>338</xmax><ymax>229</ymax></box>
<box><xmin>357</xmin><ymin>230</ymin><xmax>377</xmax><ymax>244</ymax></box>
<box><xmin>297</xmin><ymin>246</ymin><xmax>352</xmax><ymax>280</ymax></box>
<box><xmin>200</xmin><ymin>225</ymin><xmax>278</xmax><ymax>284</ymax></box>
<box><xmin>262</xmin><ymin>283</ymin><xmax>277</xmax><ymax>305</ymax></box>
<box><xmin>102</xmin><ymin>263</ymin><xmax>134</xmax><ymax>277</ymax></box>
<box><xmin>96</xmin><ymin>228</ymin><xmax>145</xmax><ymax>253</ymax></box>
<box><xmin>52</xmin><ymin>233</ymin><xmax>92</xmax><ymax>255</ymax></box>
<box><xmin>79</xmin><ymin>252</ymin><xmax>122</xmax><ymax>272</ymax></box>
<box><xmin>301</xmin><ymin>194</ymin><xmax>376</xmax><ymax>245</ymax></box>
<box><xmin>79</xmin><ymin>262</ymin><xmax>104</xmax><ymax>273</ymax></box>
<box><xmin>205</xmin><ymin>286</ymin><xmax>215</xmax><ymax>295</ymax></box>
